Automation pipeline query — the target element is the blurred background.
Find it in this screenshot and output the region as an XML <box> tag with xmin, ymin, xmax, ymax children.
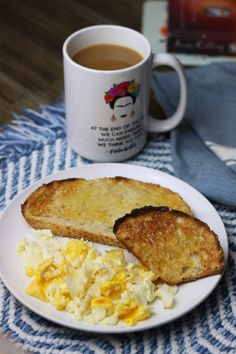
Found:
<box><xmin>0</xmin><ymin>0</ymin><xmax>143</xmax><ymax>123</ymax></box>
<box><xmin>1</xmin><ymin>0</ymin><xmax>235</xmax><ymax>123</ymax></box>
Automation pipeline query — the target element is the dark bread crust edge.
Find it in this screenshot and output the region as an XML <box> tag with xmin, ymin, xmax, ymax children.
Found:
<box><xmin>113</xmin><ymin>206</ymin><xmax>180</xmax><ymax>233</ymax></box>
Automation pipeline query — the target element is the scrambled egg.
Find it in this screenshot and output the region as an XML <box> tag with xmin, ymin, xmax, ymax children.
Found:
<box><xmin>18</xmin><ymin>230</ymin><xmax>177</xmax><ymax>326</ymax></box>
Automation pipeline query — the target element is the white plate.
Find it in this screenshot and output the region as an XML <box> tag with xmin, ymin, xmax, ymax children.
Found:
<box><xmin>0</xmin><ymin>163</ymin><xmax>228</xmax><ymax>334</ymax></box>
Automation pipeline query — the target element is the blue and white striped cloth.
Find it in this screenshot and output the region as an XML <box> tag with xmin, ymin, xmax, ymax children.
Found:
<box><xmin>0</xmin><ymin>103</ymin><xmax>235</xmax><ymax>354</ymax></box>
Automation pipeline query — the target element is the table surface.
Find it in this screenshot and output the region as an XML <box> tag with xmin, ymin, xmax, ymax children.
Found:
<box><xmin>0</xmin><ymin>0</ymin><xmax>143</xmax><ymax>123</ymax></box>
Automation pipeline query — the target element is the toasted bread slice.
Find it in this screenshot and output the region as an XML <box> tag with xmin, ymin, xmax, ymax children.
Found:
<box><xmin>22</xmin><ymin>177</ymin><xmax>192</xmax><ymax>247</ymax></box>
<box><xmin>114</xmin><ymin>206</ymin><xmax>224</xmax><ymax>284</ymax></box>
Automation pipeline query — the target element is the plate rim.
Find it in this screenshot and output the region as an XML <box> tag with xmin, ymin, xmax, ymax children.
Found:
<box><xmin>0</xmin><ymin>163</ymin><xmax>228</xmax><ymax>334</ymax></box>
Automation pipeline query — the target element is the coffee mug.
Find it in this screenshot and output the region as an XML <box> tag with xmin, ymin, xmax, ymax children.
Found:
<box><xmin>63</xmin><ymin>25</ymin><xmax>187</xmax><ymax>162</ymax></box>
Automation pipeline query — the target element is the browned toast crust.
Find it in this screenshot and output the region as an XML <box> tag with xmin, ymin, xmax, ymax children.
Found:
<box><xmin>22</xmin><ymin>177</ymin><xmax>192</xmax><ymax>247</ymax></box>
<box><xmin>114</xmin><ymin>206</ymin><xmax>225</xmax><ymax>284</ymax></box>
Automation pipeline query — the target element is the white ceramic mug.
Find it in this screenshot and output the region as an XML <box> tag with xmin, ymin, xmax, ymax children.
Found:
<box><xmin>63</xmin><ymin>25</ymin><xmax>187</xmax><ymax>162</ymax></box>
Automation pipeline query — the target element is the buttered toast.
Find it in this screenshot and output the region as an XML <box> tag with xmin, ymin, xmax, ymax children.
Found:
<box><xmin>114</xmin><ymin>206</ymin><xmax>224</xmax><ymax>284</ymax></box>
<box><xmin>22</xmin><ymin>177</ymin><xmax>192</xmax><ymax>247</ymax></box>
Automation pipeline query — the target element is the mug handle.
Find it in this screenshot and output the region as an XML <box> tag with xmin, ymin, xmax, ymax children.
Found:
<box><xmin>148</xmin><ymin>53</ymin><xmax>187</xmax><ymax>133</ymax></box>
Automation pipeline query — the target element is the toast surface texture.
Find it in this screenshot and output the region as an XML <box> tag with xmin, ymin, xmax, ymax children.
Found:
<box><xmin>114</xmin><ymin>206</ymin><xmax>224</xmax><ymax>284</ymax></box>
<box><xmin>22</xmin><ymin>177</ymin><xmax>191</xmax><ymax>247</ymax></box>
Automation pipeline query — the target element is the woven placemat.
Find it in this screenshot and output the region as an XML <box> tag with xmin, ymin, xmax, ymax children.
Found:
<box><xmin>0</xmin><ymin>103</ymin><xmax>235</xmax><ymax>354</ymax></box>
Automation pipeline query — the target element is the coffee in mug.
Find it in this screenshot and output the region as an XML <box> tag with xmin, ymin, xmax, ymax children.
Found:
<box><xmin>72</xmin><ymin>44</ymin><xmax>143</xmax><ymax>70</ymax></box>
<box><xmin>63</xmin><ymin>25</ymin><xmax>187</xmax><ymax>162</ymax></box>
